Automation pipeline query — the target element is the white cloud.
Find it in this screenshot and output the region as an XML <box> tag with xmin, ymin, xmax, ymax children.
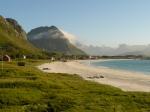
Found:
<box><xmin>60</xmin><ymin>29</ymin><xmax>77</xmax><ymax>44</ymax></box>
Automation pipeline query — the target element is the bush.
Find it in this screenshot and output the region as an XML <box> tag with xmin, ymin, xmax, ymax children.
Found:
<box><xmin>17</xmin><ymin>62</ymin><xmax>25</xmax><ymax>66</ymax></box>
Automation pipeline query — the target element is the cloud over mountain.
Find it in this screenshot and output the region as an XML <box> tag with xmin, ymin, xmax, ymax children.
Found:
<box><xmin>60</xmin><ymin>29</ymin><xmax>77</xmax><ymax>44</ymax></box>
<box><xmin>27</xmin><ymin>26</ymin><xmax>85</xmax><ymax>55</ymax></box>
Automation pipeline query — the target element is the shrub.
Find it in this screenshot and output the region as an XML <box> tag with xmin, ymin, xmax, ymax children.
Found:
<box><xmin>17</xmin><ymin>62</ymin><xmax>25</xmax><ymax>66</ymax></box>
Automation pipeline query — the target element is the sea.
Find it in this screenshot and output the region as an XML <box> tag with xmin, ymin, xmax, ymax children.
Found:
<box><xmin>87</xmin><ymin>59</ymin><xmax>150</xmax><ymax>75</ymax></box>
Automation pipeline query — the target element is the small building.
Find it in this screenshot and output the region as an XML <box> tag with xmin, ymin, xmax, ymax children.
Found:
<box><xmin>23</xmin><ymin>55</ymin><xmax>26</xmax><ymax>59</ymax></box>
<box><xmin>3</xmin><ymin>55</ymin><xmax>11</xmax><ymax>62</ymax></box>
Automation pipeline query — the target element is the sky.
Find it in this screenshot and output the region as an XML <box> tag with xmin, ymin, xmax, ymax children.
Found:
<box><xmin>0</xmin><ymin>0</ymin><xmax>150</xmax><ymax>47</ymax></box>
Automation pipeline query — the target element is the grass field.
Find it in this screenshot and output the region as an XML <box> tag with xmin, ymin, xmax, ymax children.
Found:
<box><xmin>0</xmin><ymin>60</ymin><xmax>150</xmax><ymax>112</ymax></box>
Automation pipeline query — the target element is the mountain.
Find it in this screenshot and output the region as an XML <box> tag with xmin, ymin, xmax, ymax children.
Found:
<box><xmin>6</xmin><ymin>18</ymin><xmax>27</xmax><ymax>40</ymax></box>
<box><xmin>27</xmin><ymin>26</ymin><xmax>86</xmax><ymax>55</ymax></box>
<box><xmin>77</xmin><ymin>43</ymin><xmax>150</xmax><ymax>56</ymax></box>
<box><xmin>0</xmin><ymin>15</ymin><xmax>42</xmax><ymax>57</ymax></box>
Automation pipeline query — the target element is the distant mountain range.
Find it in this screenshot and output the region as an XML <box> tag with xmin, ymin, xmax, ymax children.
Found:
<box><xmin>77</xmin><ymin>43</ymin><xmax>150</xmax><ymax>56</ymax></box>
<box><xmin>27</xmin><ymin>26</ymin><xmax>85</xmax><ymax>55</ymax></box>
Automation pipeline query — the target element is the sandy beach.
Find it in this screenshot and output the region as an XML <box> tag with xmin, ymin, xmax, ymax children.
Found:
<box><xmin>38</xmin><ymin>60</ymin><xmax>150</xmax><ymax>92</ymax></box>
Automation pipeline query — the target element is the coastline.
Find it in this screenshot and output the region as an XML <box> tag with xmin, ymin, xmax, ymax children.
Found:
<box><xmin>38</xmin><ymin>60</ymin><xmax>150</xmax><ymax>92</ymax></box>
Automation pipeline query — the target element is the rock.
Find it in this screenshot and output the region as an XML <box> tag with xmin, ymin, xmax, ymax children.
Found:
<box><xmin>87</xmin><ymin>74</ymin><xmax>104</xmax><ymax>79</ymax></box>
<box><xmin>42</xmin><ymin>68</ymin><xmax>50</xmax><ymax>70</ymax></box>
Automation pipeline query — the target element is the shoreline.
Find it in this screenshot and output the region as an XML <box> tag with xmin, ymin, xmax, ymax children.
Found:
<box><xmin>38</xmin><ymin>60</ymin><xmax>150</xmax><ymax>92</ymax></box>
<box><xmin>79</xmin><ymin>59</ymin><xmax>150</xmax><ymax>75</ymax></box>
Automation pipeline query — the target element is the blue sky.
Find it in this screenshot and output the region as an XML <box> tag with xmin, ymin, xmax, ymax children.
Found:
<box><xmin>0</xmin><ymin>0</ymin><xmax>150</xmax><ymax>47</ymax></box>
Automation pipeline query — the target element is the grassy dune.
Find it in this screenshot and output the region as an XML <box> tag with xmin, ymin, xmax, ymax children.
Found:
<box><xmin>0</xmin><ymin>60</ymin><xmax>150</xmax><ymax>112</ymax></box>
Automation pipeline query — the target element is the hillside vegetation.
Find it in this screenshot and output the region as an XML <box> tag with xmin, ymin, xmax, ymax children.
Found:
<box><xmin>0</xmin><ymin>60</ymin><xmax>150</xmax><ymax>112</ymax></box>
<box><xmin>0</xmin><ymin>16</ymin><xmax>44</xmax><ymax>58</ymax></box>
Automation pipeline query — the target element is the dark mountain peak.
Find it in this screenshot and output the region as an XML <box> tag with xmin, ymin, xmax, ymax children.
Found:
<box><xmin>28</xmin><ymin>26</ymin><xmax>59</xmax><ymax>34</ymax></box>
<box><xmin>27</xmin><ymin>26</ymin><xmax>60</xmax><ymax>38</ymax></box>
<box><xmin>27</xmin><ymin>25</ymin><xmax>64</xmax><ymax>41</ymax></box>
<box><xmin>29</xmin><ymin>26</ymin><xmax>50</xmax><ymax>33</ymax></box>
<box><xmin>6</xmin><ymin>18</ymin><xmax>18</xmax><ymax>26</ymax></box>
<box><xmin>49</xmin><ymin>25</ymin><xmax>58</xmax><ymax>30</ymax></box>
<box><xmin>27</xmin><ymin>26</ymin><xmax>86</xmax><ymax>55</ymax></box>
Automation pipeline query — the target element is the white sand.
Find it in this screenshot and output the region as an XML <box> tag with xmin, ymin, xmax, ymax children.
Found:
<box><xmin>38</xmin><ymin>60</ymin><xmax>150</xmax><ymax>92</ymax></box>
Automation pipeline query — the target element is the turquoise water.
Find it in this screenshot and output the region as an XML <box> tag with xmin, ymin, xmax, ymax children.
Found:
<box><xmin>90</xmin><ymin>59</ymin><xmax>150</xmax><ymax>75</ymax></box>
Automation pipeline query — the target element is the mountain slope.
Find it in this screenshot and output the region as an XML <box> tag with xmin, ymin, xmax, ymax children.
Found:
<box><xmin>27</xmin><ymin>26</ymin><xmax>86</xmax><ymax>55</ymax></box>
<box><xmin>6</xmin><ymin>18</ymin><xmax>27</xmax><ymax>40</ymax></box>
<box><xmin>0</xmin><ymin>16</ymin><xmax>42</xmax><ymax>57</ymax></box>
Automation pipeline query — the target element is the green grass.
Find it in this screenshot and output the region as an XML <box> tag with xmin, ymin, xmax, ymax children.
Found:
<box><xmin>0</xmin><ymin>60</ymin><xmax>150</xmax><ymax>112</ymax></box>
